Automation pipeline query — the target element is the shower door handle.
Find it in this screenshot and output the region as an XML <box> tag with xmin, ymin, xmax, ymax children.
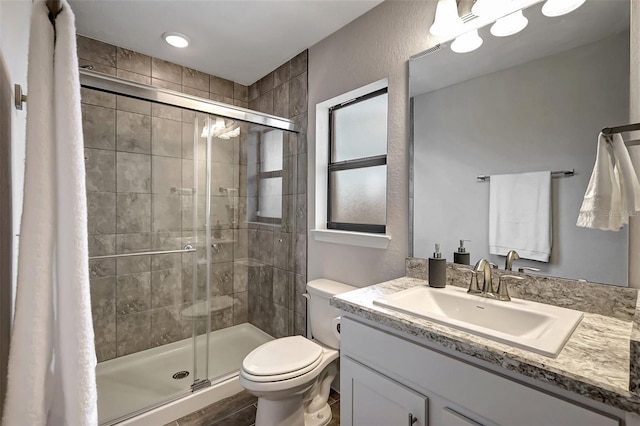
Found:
<box><xmin>89</xmin><ymin>246</ymin><xmax>196</xmax><ymax>260</ymax></box>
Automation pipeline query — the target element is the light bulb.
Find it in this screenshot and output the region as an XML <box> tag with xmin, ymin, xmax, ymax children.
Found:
<box><xmin>162</xmin><ymin>32</ymin><xmax>190</xmax><ymax>48</ymax></box>
<box><xmin>490</xmin><ymin>10</ymin><xmax>528</xmax><ymax>37</ymax></box>
<box><xmin>451</xmin><ymin>29</ymin><xmax>483</xmax><ymax>53</ymax></box>
<box><xmin>541</xmin><ymin>0</ymin><xmax>585</xmax><ymax>17</ymax></box>
<box><xmin>429</xmin><ymin>0</ymin><xmax>464</xmax><ymax>38</ymax></box>
<box><xmin>471</xmin><ymin>0</ymin><xmax>508</xmax><ymax>18</ymax></box>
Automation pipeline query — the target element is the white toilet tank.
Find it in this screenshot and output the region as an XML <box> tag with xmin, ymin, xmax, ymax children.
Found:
<box><xmin>306</xmin><ymin>279</ymin><xmax>357</xmax><ymax>350</ymax></box>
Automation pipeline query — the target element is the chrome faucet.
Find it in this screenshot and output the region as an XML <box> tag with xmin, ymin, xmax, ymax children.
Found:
<box><xmin>505</xmin><ymin>250</ymin><xmax>520</xmax><ymax>271</ymax></box>
<box><xmin>466</xmin><ymin>259</ymin><xmax>497</xmax><ymax>295</ymax></box>
<box><xmin>466</xmin><ymin>258</ymin><xmax>522</xmax><ymax>301</ymax></box>
<box><xmin>475</xmin><ymin>259</ymin><xmax>495</xmax><ymax>294</ymax></box>
<box><xmin>505</xmin><ymin>249</ymin><xmax>540</xmax><ymax>274</ymax></box>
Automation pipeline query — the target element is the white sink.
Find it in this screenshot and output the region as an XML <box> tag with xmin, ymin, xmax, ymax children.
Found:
<box><xmin>373</xmin><ymin>285</ymin><xmax>583</xmax><ymax>357</ymax></box>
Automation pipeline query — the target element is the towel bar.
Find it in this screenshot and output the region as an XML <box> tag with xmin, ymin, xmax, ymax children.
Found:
<box><xmin>477</xmin><ymin>169</ymin><xmax>575</xmax><ymax>182</ymax></box>
<box><xmin>602</xmin><ymin>122</ymin><xmax>640</xmax><ymax>135</ymax></box>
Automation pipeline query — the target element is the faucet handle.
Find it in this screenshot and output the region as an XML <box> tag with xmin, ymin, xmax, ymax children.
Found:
<box><xmin>496</xmin><ymin>274</ymin><xmax>524</xmax><ymax>301</ymax></box>
<box><xmin>518</xmin><ymin>266</ymin><xmax>540</xmax><ymax>273</ymax></box>
<box><xmin>456</xmin><ymin>268</ymin><xmax>481</xmax><ymax>294</ymax></box>
<box><xmin>488</xmin><ymin>262</ymin><xmax>499</xmax><ymax>269</ymax></box>
<box><xmin>468</xmin><ymin>271</ymin><xmax>481</xmax><ymax>294</ymax></box>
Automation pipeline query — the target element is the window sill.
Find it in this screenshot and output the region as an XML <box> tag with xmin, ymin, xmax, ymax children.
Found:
<box><xmin>310</xmin><ymin>229</ymin><xmax>391</xmax><ymax>249</ymax></box>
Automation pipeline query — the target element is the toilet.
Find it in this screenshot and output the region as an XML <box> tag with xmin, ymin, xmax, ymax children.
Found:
<box><xmin>239</xmin><ymin>279</ymin><xmax>356</xmax><ymax>426</ymax></box>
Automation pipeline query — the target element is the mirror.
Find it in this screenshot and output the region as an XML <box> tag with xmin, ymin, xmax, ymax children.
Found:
<box><xmin>410</xmin><ymin>0</ymin><xmax>630</xmax><ymax>286</ymax></box>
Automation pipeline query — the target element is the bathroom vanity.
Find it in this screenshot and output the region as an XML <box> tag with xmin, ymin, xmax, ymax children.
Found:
<box><xmin>332</xmin><ymin>266</ymin><xmax>640</xmax><ymax>426</ymax></box>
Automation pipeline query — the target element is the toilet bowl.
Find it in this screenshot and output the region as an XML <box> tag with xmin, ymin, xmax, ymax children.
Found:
<box><xmin>239</xmin><ymin>279</ymin><xmax>356</xmax><ymax>426</ymax></box>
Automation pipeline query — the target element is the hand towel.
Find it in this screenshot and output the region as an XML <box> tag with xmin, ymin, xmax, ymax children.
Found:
<box><xmin>3</xmin><ymin>1</ymin><xmax>98</xmax><ymax>425</ymax></box>
<box><xmin>489</xmin><ymin>171</ymin><xmax>552</xmax><ymax>262</ymax></box>
<box><xmin>610</xmin><ymin>133</ymin><xmax>640</xmax><ymax>216</ymax></box>
<box><xmin>577</xmin><ymin>133</ymin><xmax>640</xmax><ymax>231</ymax></box>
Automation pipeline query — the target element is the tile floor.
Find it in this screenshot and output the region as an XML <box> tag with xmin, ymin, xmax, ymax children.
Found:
<box><xmin>167</xmin><ymin>389</ymin><xmax>340</xmax><ymax>426</ymax></box>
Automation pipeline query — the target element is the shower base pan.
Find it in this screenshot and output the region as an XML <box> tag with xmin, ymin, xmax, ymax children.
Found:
<box><xmin>97</xmin><ymin>323</ymin><xmax>272</xmax><ymax>425</ymax></box>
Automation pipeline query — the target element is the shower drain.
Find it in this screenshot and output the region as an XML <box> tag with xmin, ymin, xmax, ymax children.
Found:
<box><xmin>172</xmin><ymin>371</ymin><xmax>190</xmax><ymax>380</ymax></box>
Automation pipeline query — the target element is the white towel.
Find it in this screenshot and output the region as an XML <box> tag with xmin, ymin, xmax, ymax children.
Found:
<box><xmin>577</xmin><ymin>133</ymin><xmax>640</xmax><ymax>231</ymax></box>
<box><xmin>3</xmin><ymin>1</ymin><xmax>98</xmax><ymax>425</ymax></box>
<box><xmin>51</xmin><ymin>2</ymin><xmax>98</xmax><ymax>424</ymax></box>
<box><xmin>489</xmin><ymin>171</ymin><xmax>552</xmax><ymax>262</ymax></box>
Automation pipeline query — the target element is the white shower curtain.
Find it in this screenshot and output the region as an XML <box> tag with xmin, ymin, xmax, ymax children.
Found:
<box><xmin>3</xmin><ymin>1</ymin><xmax>98</xmax><ymax>425</ymax></box>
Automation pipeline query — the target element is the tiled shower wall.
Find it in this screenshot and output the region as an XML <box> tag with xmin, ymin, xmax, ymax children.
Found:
<box><xmin>246</xmin><ymin>53</ymin><xmax>308</xmax><ymax>338</ymax></box>
<box><xmin>78</xmin><ymin>35</ymin><xmax>309</xmax><ymax>361</ymax></box>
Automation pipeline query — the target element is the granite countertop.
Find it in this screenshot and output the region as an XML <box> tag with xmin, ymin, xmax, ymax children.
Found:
<box><xmin>331</xmin><ymin>276</ymin><xmax>640</xmax><ymax>414</ymax></box>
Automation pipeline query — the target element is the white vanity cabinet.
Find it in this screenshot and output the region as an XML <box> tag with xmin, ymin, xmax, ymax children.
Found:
<box><xmin>340</xmin><ymin>317</ymin><xmax>620</xmax><ymax>426</ymax></box>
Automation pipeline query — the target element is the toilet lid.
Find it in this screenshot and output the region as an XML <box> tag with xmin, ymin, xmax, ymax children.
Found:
<box><xmin>242</xmin><ymin>336</ymin><xmax>323</xmax><ymax>376</ymax></box>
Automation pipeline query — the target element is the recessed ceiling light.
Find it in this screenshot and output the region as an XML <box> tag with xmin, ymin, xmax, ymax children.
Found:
<box><xmin>162</xmin><ymin>32</ymin><xmax>190</xmax><ymax>48</ymax></box>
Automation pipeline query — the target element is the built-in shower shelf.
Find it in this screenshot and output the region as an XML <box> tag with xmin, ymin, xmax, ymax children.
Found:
<box><xmin>181</xmin><ymin>296</ymin><xmax>234</xmax><ymax>319</ymax></box>
<box><xmin>212</xmin><ymin>238</ymin><xmax>236</xmax><ymax>244</ymax></box>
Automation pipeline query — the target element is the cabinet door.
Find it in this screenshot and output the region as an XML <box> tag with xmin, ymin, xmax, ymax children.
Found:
<box><xmin>342</xmin><ymin>356</ymin><xmax>428</xmax><ymax>426</ymax></box>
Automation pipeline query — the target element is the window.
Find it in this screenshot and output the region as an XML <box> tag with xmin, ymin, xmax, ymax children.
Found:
<box><xmin>327</xmin><ymin>88</ymin><xmax>388</xmax><ymax>233</ymax></box>
<box><xmin>248</xmin><ymin>128</ymin><xmax>283</xmax><ymax>225</ymax></box>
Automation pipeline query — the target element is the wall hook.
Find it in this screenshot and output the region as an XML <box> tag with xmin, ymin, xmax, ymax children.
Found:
<box><xmin>14</xmin><ymin>84</ymin><xmax>27</xmax><ymax>110</ymax></box>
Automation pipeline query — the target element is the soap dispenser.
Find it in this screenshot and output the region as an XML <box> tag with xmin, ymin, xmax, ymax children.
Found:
<box><xmin>453</xmin><ymin>239</ymin><xmax>471</xmax><ymax>265</ymax></box>
<box><xmin>428</xmin><ymin>244</ymin><xmax>446</xmax><ymax>288</ymax></box>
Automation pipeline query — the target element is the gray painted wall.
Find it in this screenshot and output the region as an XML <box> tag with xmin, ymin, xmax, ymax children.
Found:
<box><xmin>413</xmin><ymin>32</ymin><xmax>629</xmax><ymax>286</ymax></box>
<box><xmin>307</xmin><ymin>0</ymin><xmax>438</xmax><ymax>287</ymax></box>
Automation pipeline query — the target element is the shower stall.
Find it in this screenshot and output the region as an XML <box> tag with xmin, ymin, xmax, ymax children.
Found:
<box><xmin>80</xmin><ymin>70</ymin><xmax>299</xmax><ymax>424</ymax></box>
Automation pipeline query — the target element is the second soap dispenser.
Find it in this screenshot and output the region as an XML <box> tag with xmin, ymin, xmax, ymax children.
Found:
<box><xmin>453</xmin><ymin>239</ymin><xmax>471</xmax><ymax>265</ymax></box>
<box><xmin>428</xmin><ymin>244</ymin><xmax>446</xmax><ymax>288</ymax></box>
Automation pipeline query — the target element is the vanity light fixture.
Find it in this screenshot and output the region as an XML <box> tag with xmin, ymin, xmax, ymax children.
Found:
<box><xmin>440</xmin><ymin>0</ymin><xmax>584</xmax><ymax>54</ymax></box>
<box><xmin>490</xmin><ymin>10</ymin><xmax>528</xmax><ymax>37</ymax></box>
<box><xmin>541</xmin><ymin>0</ymin><xmax>585</xmax><ymax>17</ymax></box>
<box><xmin>429</xmin><ymin>0</ymin><xmax>464</xmax><ymax>38</ymax></box>
<box><xmin>451</xmin><ymin>29</ymin><xmax>483</xmax><ymax>53</ymax></box>
<box><xmin>162</xmin><ymin>32</ymin><xmax>190</xmax><ymax>48</ymax></box>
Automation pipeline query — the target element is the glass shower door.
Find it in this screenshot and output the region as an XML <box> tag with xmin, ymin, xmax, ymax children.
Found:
<box><xmin>84</xmin><ymin>94</ymin><xmax>212</xmax><ymax>423</ymax></box>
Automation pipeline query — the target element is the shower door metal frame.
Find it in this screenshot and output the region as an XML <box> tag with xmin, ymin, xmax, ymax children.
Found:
<box><xmin>79</xmin><ymin>69</ymin><xmax>298</xmax><ymax>132</ymax></box>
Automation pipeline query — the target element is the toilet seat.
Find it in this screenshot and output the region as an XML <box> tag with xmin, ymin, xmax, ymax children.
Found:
<box><xmin>240</xmin><ymin>343</ymin><xmax>339</xmax><ymax>394</ymax></box>
<box><xmin>242</xmin><ymin>336</ymin><xmax>323</xmax><ymax>382</ymax></box>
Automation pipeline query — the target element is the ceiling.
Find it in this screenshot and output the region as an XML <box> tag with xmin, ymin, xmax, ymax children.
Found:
<box><xmin>69</xmin><ymin>0</ymin><xmax>383</xmax><ymax>85</ymax></box>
